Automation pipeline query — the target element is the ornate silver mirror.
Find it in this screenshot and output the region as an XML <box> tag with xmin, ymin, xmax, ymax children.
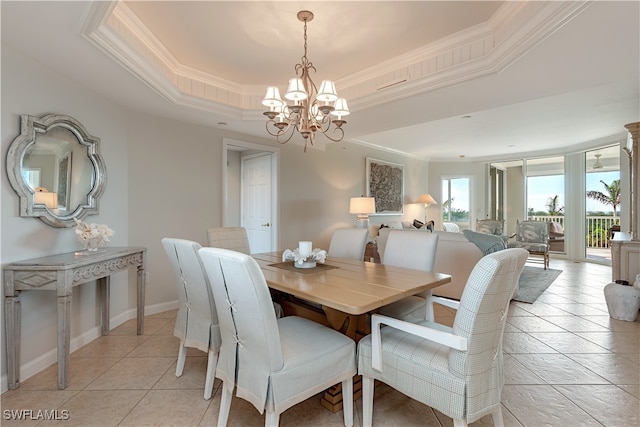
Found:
<box><xmin>6</xmin><ymin>114</ymin><xmax>106</xmax><ymax>227</ymax></box>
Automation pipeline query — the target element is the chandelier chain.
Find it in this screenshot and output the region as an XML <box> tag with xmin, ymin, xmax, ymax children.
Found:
<box><xmin>303</xmin><ymin>19</ymin><xmax>308</xmax><ymax>61</ymax></box>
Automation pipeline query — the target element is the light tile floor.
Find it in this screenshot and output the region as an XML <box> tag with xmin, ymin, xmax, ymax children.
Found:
<box><xmin>2</xmin><ymin>259</ymin><xmax>638</xmax><ymax>426</ymax></box>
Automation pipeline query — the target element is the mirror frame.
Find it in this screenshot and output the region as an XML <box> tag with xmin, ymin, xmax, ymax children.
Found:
<box><xmin>6</xmin><ymin>114</ymin><xmax>107</xmax><ymax>228</ymax></box>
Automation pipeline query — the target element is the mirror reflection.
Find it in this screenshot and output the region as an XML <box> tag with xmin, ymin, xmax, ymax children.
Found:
<box><xmin>7</xmin><ymin>114</ymin><xmax>106</xmax><ymax>227</ymax></box>
<box><xmin>22</xmin><ymin>126</ymin><xmax>94</xmax><ymax>214</ymax></box>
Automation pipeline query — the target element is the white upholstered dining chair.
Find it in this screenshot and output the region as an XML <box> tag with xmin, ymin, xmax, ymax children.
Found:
<box><xmin>328</xmin><ymin>228</ymin><xmax>369</xmax><ymax>260</ymax></box>
<box><xmin>358</xmin><ymin>248</ymin><xmax>528</xmax><ymax>427</ymax></box>
<box><xmin>198</xmin><ymin>247</ymin><xmax>357</xmax><ymax>427</ymax></box>
<box><xmin>207</xmin><ymin>226</ymin><xmax>283</xmax><ymax>317</ymax></box>
<box><xmin>161</xmin><ymin>238</ymin><xmax>220</xmax><ymax>400</ymax></box>
<box><xmin>206</xmin><ymin>226</ymin><xmax>251</xmax><ymax>254</ymax></box>
<box><xmin>377</xmin><ymin>230</ymin><xmax>439</xmax><ymax>320</ymax></box>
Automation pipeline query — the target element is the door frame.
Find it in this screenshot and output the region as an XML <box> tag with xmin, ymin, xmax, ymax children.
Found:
<box><xmin>222</xmin><ymin>138</ymin><xmax>279</xmax><ymax>251</ymax></box>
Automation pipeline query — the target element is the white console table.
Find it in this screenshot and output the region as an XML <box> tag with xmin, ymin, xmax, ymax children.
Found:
<box><xmin>3</xmin><ymin>247</ymin><xmax>147</xmax><ymax>390</ymax></box>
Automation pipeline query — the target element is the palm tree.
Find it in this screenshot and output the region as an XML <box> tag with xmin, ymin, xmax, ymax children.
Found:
<box><xmin>586</xmin><ymin>179</ymin><xmax>620</xmax><ymax>216</ymax></box>
<box><xmin>546</xmin><ymin>195</ymin><xmax>564</xmax><ymax>216</ymax></box>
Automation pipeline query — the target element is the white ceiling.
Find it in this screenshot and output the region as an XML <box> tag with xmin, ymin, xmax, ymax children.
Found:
<box><xmin>2</xmin><ymin>1</ymin><xmax>638</xmax><ymax>161</ymax></box>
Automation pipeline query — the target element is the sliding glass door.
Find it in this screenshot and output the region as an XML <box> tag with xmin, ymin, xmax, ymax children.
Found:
<box><xmin>585</xmin><ymin>145</ymin><xmax>620</xmax><ymax>262</ymax></box>
<box><xmin>490</xmin><ymin>146</ymin><xmax>621</xmax><ymax>264</ymax></box>
<box><xmin>488</xmin><ymin>165</ymin><xmax>505</xmax><ymax>221</ymax></box>
<box><xmin>525</xmin><ymin>156</ymin><xmax>565</xmax><ymax>253</ymax></box>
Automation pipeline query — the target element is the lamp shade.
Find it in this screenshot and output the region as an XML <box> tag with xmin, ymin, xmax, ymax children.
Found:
<box><xmin>415</xmin><ymin>193</ymin><xmax>437</xmax><ymax>205</ymax></box>
<box><xmin>34</xmin><ymin>191</ymin><xmax>58</xmax><ymax>209</ymax></box>
<box><xmin>262</xmin><ymin>86</ymin><xmax>284</xmax><ymax>107</ymax></box>
<box><xmin>317</xmin><ymin>80</ymin><xmax>338</xmax><ymax>103</ymax></box>
<box><xmin>285</xmin><ymin>78</ymin><xmax>308</xmax><ymax>101</ymax></box>
<box><xmin>349</xmin><ymin>197</ymin><xmax>376</xmax><ymax>214</ymax></box>
<box><xmin>331</xmin><ymin>98</ymin><xmax>350</xmax><ymax>117</ymax></box>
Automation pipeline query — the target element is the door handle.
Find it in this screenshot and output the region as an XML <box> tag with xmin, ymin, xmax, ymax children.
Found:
<box><xmin>261</xmin><ymin>222</ymin><xmax>270</xmax><ymax>227</ymax></box>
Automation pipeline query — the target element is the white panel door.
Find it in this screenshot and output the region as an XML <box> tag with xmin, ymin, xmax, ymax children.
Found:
<box><xmin>242</xmin><ymin>153</ymin><xmax>273</xmax><ymax>253</ymax></box>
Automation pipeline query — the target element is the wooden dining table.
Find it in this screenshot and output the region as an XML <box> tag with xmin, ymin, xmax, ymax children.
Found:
<box><xmin>252</xmin><ymin>251</ymin><xmax>452</xmax><ymax>412</ymax></box>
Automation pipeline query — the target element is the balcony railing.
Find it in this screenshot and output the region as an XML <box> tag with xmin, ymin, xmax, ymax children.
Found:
<box><xmin>528</xmin><ymin>215</ymin><xmax>620</xmax><ymax>248</ymax></box>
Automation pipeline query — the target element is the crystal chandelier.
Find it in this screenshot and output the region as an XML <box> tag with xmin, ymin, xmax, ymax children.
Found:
<box><xmin>262</xmin><ymin>10</ymin><xmax>349</xmax><ymax>151</ymax></box>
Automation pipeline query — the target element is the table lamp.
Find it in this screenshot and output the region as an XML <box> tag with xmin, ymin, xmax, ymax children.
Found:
<box><xmin>415</xmin><ymin>193</ymin><xmax>437</xmax><ymax>225</ymax></box>
<box><xmin>34</xmin><ymin>187</ymin><xmax>58</xmax><ymax>209</ymax></box>
<box><xmin>349</xmin><ymin>196</ymin><xmax>376</xmax><ymax>229</ymax></box>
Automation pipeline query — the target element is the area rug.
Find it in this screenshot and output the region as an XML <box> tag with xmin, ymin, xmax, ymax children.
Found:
<box><xmin>512</xmin><ymin>266</ymin><xmax>562</xmax><ymax>303</ymax></box>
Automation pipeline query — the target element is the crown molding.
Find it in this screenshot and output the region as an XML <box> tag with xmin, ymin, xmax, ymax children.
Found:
<box><xmin>80</xmin><ymin>1</ymin><xmax>592</xmax><ymax>116</ymax></box>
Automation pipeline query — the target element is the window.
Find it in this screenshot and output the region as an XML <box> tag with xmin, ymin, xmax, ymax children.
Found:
<box><xmin>441</xmin><ymin>177</ymin><xmax>471</xmax><ymax>230</ymax></box>
<box><xmin>525</xmin><ymin>156</ymin><xmax>565</xmax><ymax>223</ymax></box>
<box><xmin>585</xmin><ymin>146</ymin><xmax>620</xmax><ymax>259</ymax></box>
<box><xmin>21</xmin><ymin>168</ymin><xmax>41</xmax><ymax>190</ymax></box>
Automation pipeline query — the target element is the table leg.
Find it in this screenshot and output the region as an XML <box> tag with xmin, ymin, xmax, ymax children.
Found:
<box><xmin>5</xmin><ymin>293</ymin><xmax>21</xmax><ymax>390</ymax></box>
<box><xmin>99</xmin><ymin>276</ymin><xmax>110</xmax><ymax>335</ymax></box>
<box><xmin>57</xmin><ymin>294</ymin><xmax>71</xmax><ymax>390</ymax></box>
<box><xmin>137</xmin><ymin>263</ymin><xmax>146</xmax><ymax>335</ymax></box>
<box><xmin>323</xmin><ymin>307</ymin><xmax>358</xmax><ymax>340</ymax></box>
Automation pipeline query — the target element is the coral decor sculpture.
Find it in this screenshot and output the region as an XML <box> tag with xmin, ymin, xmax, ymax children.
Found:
<box><xmin>74</xmin><ymin>218</ymin><xmax>114</xmax><ymax>251</ymax></box>
<box><xmin>282</xmin><ymin>247</ymin><xmax>327</xmax><ymax>268</ymax></box>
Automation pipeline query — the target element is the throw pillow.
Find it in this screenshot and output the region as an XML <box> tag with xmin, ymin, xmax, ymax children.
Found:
<box><xmin>413</xmin><ymin>219</ymin><xmax>424</xmax><ymax>229</ymax></box>
<box><xmin>477</xmin><ymin>224</ymin><xmax>497</xmax><ymax>235</ymax></box>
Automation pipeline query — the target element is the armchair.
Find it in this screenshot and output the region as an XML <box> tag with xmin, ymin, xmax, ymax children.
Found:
<box><xmin>358</xmin><ymin>248</ymin><xmax>528</xmax><ymax>427</ymax></box>
<box><xmin>548</xmin><ymin>221</ymin><xmax>565</xmax><ymax>252</ymax></box>
<box><xmin>476</xmin><ymin>219</ymin><xmax>511</xmax><ymax>242</ymax></box>
<box><xmin>507</xmin><ymin>220</ymin><xmax>550</xmax><ymax>269</ymax></box>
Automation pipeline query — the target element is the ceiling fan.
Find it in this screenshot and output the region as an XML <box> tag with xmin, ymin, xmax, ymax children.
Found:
<box><xmin>592</xmin><ymin>154</ymin><xmax>604</xmax><ymax>169</ymax></box>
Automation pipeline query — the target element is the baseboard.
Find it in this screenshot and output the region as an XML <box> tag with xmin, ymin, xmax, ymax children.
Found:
<box><xmin>0</xmin><ymin>300</ymin><xmax>179</xmax><ymax>393</ymax></box>
<box><xmin>145</xmin><ymin>300</ymin><xmax>179</xmax><ymax>316</ymax></box>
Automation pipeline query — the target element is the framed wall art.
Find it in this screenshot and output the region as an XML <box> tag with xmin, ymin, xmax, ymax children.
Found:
<box><xmin>366</xmin><ymin>157</ymin><xmax>404</xmax><ymax>214</ymax></box>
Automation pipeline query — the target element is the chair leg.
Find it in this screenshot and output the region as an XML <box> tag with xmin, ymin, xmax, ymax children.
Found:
<box><xmin>453</xmin><ymin>419</ymin><xmax>468</xmax><ymax>427</ymax></box>
<box><xmin>546</xmin><ymin>252</ymin><xmax>549</xmax><ymax>269</ymax></box>
<box><xmin>175</xmin><ymin>343</ymin><xmax>187</xmax><ymax>377</ymax></box>
<box><xmin>341</xmin><ymin>378</ymin><xmax>353</xmax><ymax>427</ymax></box>
<box><xmin>362</xmin><ymin>376</ymin><xmax>374</xmax><ymax>427</ymax></box>
<box><xmin>265</xmin><ymin>410</ymin><xmax>280</xmax><ymax>427</ymax></box>
<box><xmin>492</xmin><ymin>408</ymin><xmax>505</xmax><ymax>426</ymax></box>
<box><xmin>203</xmin><ymin>349</ymin><xmax>218</xmax><ymax>400</ymax></box>
<box><xmin>218</xmin><ymin>383</ymin><xmax>233</xmax><ymax>427</ymax></box>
